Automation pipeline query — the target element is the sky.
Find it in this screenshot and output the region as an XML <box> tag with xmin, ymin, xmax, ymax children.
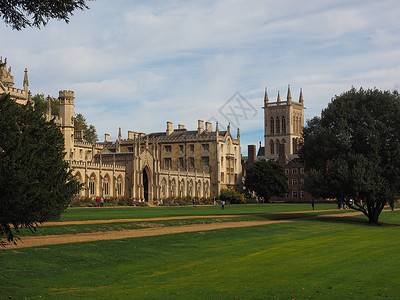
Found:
<box><xmin>2</xmin><ymin>0</ymin><xmax>400</xmax><ymax>155</ymax></box>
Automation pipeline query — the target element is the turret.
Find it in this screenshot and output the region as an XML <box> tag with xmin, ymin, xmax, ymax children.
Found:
<box><xmin>264</xmin><ymin>87</ymin><xmax>269</xmax><ymax>104</ymax></box>
<box><xmin>299</xmin><ymin>88</ymin><xmax>304</xmax><ymax>105</ymax></box>
<box><xmin>59</xmin><ymin>90</ymin><xmax>75</xmax><ymax>159</ymax></box>
<box><xmin>277</xmin><ymin>91</ymin><xmax>281</xmax><ymax>103</ymax></box>
<box><xmin>287</xmin><ymin>84</ymin><xmax>292</xmax><ymax>104</ymax></box>
<box><xmin>23</xmin><ymin>68</ymin><xmax>29</xmax><ymax>92</ymax></box>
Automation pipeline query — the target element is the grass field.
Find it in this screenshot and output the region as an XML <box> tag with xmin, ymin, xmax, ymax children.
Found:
<box><xmin>1</xmin><ymin>204</ymin><xmax>400</xmax><ymax>299</ymax></box>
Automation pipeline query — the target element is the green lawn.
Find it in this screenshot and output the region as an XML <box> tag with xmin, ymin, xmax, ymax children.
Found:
<box><xmin>1</xmin><ymin>205</ymin><xmax>399</xmax><ymax>299</ymax></box>
<box><xmin>59</xmin><ymin>203</ymin><xmax>338</xmax><ymax>221</ymax></box>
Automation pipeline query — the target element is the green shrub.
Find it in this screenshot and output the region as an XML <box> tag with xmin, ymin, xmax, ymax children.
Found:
<box><xmin>219</xmin><ymin>189</ymin><xmax>246</xmax><ymax>204</ymax></box>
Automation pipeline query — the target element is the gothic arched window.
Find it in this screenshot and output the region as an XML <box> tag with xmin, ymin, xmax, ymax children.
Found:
<box><xmin>276</xmin><ymin>117</ymin><xmax>280</xmax><ymax>134</ymax></box>
<box><xmin>282</xmin><ymin>116</ymin><xmax>286</xmax><ymax>133</ymax></box>
<box><xmin>270</xmin><ymin>117</ymin><xmax>274</xmax><ymax>135</ymax></box>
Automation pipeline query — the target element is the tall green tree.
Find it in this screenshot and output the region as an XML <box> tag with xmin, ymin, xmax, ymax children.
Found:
<box><xmin>74</xmin><ymin>113</ymin><xmax>98</xmax><ymax>143</ymax></box>
<box><xmin>0</xmin><ymin>0</ymin><xmax>91</xmax><ymax>30</ymax></box>
<box><xmin>0</xmin><ymin>94</ymin><xmax>80</xmax><ymax>245</ymax></box>
<box><xmin>300</xmin><ymin>87</ymin><xmax>400</xmax><ymax>225</ymax></box>
<box><xmin>245</xmin><ymin>161</ymin><xmax>289</xmax><ymax>202</ymax></box>
<box><xmin>32</xmin><ymin>93</ymin><xmax>59</xmax><ymax>116</ymax></box>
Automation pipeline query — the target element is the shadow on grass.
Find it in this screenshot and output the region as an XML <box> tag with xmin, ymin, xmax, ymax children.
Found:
<box><xmin>252</xmin><ymin>212</ymin><xmax>400</xmax><ymax>227</ymax></box>
<box><xmin>306</xmin><ymin>215</ymin><xmax>400</xmax><ymax>227</ymax></box>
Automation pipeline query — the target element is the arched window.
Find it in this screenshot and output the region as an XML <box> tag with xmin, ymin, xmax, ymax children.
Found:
<box><xmin>276</xmin><ymin>117</ymin><xmax>280</xmax><ymax>134</ymax></box>
<box><xmin>196</xmin><ymin>181</ymin><xmax>201</xmax><ymax>197</ymax></box>
<box><xmin>179</xmin><ymin>180</ymin><xmax>185</xmax><ymax>197</ymax></box>
<box><xmin>89</xmin><ymin>175</ymin><xmax>96</xmax><ymax>197</ymax></box>
<box><xmin>270</xmin><ymin>141</ymin><xmax>274</xmax><ymax>155</ymax></box>
<box><xmin>171</xmin><ymin>179</ymin><xmax>176</xmax><ymax>197</ymax></box>
<box><xmin>117</xmin><ymin>176</ymin><xmax>123</xmax><ymax>196</ymax></box>
<box><xmin>103</xmin><ymin>175</ymin><xmax>110</xmax><ymax>196</ymax></box>
<box><xmin>282</xmin><ymin>116</ymin><xmax>286</xmax><ymax>133</ymax></box>
<box><xmin>161</xmin><ymin>178</ymin><xmax>167</xmax><ymax>197</ymax></box>
<box><xmin>204</xmin><ymin>182</ymin><xmax>209</xmax><ymax>198</ymax></box>
<box><xmin>270</xmin><ymin>117</ymin><xmax>274</xmax><ymax>135</ymax></box>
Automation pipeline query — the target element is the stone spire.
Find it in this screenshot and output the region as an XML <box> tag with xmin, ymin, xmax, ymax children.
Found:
<box><xmin>46</xmin><ymin>95</ymin><xmax>52</xmax><ymax>118</ymax></box>
<box><xmin>23</xmin><ymin>68</ymin><xmax>29</xmax><ymax>92</ymax></box>
<box><xmin>264</xmin><ymin>87</ymin><xmax>269</xmax><ymax>104</ymax></box>
<box><xmin>277</xmin><ymin>90</ymin><xmax>281</xmax><ymax>103</ymax></box>
<box><xmin>299</xmin><ymin>88</ymin><xmax>304</xmax><ymax>105</ymax></box>
<box><xmin>287</xmin><ymin>84</ymin><xmax>292</xmax><ymax>104</ymax></box>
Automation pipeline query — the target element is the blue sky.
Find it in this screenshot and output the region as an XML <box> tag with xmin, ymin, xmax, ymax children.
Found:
<box><xmin>2</xmin><ymin>0</ymin><xmax>400</xmax><ymax>154</ymax></box>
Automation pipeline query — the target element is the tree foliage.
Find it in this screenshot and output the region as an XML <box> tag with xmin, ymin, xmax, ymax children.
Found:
<box><xmin>0</xmin><ymin>94</ymin><xmax>80</xmax><ymax>245</ymax></box>
<box><xmin>219</xmin><ymin>189</ymin><xmax>246</xmax><ymax>204</ymax></box>
<box><xmin>32</xmin><ymin>93</ymin><xmax>59</xmax><ymax>116</ymax></box>
<box><xmin>245</xmin><ymin>160</ymin><xmax>289</xmax><ymax>202</ymax></box>
<box><xmin>0</xmin><ymin>0</ymin><xmax>91</xmax><ymax>30</ymax></box>
<box><xmin>74</xmin><ymin>113</ymin><xmax>98</xmax><ymax>143</ymax></box>
<box><xmin>300</xmin><ymin>87</ymin><xmax>400</xmax><ymax>224</ymax></box>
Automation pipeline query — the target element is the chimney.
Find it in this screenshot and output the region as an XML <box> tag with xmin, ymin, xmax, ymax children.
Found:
<box><xmin>198</xmin><ymin>120</ymin><xmax>204</xmax><ymax>134</ymax></box>
<box><xmin>166</xmin><ymin>121</ymin><xmax>173</xmax><ymax>135</ymax></box>
<box><xmin>248</xmin><ymin>145</ymin><xmax>256</xmax><ymax>168</ymax></box>
<box><xmin>178</xmin><ymin>124</ymin><xmax>185</xmax><ymax>130</ymax></box>
<box><xmin>205</xmin><ymin>122</ymin><xmax>212</xmax><ymax>132</ymax></box>
<box><xmin>105</xmin><ymin>133</ymin><xmax>110</xmax><ymax>143</ymax></box>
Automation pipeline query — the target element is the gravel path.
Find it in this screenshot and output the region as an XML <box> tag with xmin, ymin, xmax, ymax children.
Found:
<box><xmin>0</xmin><ymin>210</ymin><xmax>379</xmax><ymax>249</ymax></box>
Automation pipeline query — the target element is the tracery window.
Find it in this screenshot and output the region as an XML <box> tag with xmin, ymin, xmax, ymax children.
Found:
<box><xmin>270</xmin><ymin>117</ymin><xmax>274</xmax><ymax>134</ymax></box>
<box><xmin>276</xmin><ymin>117</ymin><xmax>280</xmax><ymax>134</ymax></box>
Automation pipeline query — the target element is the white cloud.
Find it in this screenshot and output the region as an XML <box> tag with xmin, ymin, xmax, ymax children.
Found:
<box><xmin>2</xmin><ymin>0</ymin><xmax>400</xmax><ymax>152</ymax></box>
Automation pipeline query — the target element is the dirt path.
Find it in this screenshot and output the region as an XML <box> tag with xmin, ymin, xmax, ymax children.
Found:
<box><xmin>1</xmin><ymin>210</ymin><xmax>371</xmax><ymax>249</ymax></box>
<box><xmin>42</xmin><ymin>209</ymin><xmax>337</xmax><ymax>226</ymax></box>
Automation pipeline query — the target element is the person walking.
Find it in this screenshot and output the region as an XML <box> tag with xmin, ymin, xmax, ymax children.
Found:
<box><xmin>100</xmin><ymin>197</ymin><xmax>104</xmax><ymax>207</ymax></box>
<box><xmin>221</xmin><ymin>200</ymin><xmax>225</xmax><ymax>210</ymax></box>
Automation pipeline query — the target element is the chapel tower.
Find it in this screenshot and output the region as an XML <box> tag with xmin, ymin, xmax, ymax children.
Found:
<box><xmin>263</xmin><ymin>85</ymin><xmax>304</xmax><ymax>159</ymax></box>
<box><xmin>59</xmin><ymin>90</ymin><xmax>75</xmax><ymax>159</ymax></box>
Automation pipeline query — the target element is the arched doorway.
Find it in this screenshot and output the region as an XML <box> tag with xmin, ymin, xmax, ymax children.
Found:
<box><xmin>143</xmin><ymin>168</ymin><xmax>149</xmax><ymax>202</ymax></box>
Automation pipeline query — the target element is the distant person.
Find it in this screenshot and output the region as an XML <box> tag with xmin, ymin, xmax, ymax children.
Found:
<box><xmin>100</xmin><ymin>197</ymin><xmax>104</xmax><ymax>207</ymax></box>
<box><xmin>312</xmin><ymin>198</ymin><xmax>315</xmax><ymax>210</ymax></box>
<box><xmin>192</xmin><ymin>198</ymin><xmax>196</xmax><ymax>207</ymax></box>
<box><xmin>96</xmin><ymin>196</ymin><xmax>100</xmax><ymax>207</ymax></box>
<box><xmin>213</xmin><ymin>197</ymin><xmax>216</xmax><ymax>205</ymax></box>
<box><xmin>221</xmin><ymin>200</ymin><xmax>225</xmax><ymax>210</ymax></box>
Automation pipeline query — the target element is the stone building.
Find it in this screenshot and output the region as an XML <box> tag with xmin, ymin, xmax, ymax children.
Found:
<box><xmin>0</xmin><ymin>57</ymin><xmax>30</xmax><ymax>105</ymax></box>
<box><xmin>263</xmin><ymin>85</ymin><xmax>304</xmax><ymax>160</ymax></box>
<box><xmin>1</xmin><ymin>57</ymin><xmax>242</xmax><ymax>204</ymax></box>
<box><xmin>243</xmin><ymin>85</ymin><xmax>311</xmax><ymax>202</ymax></box>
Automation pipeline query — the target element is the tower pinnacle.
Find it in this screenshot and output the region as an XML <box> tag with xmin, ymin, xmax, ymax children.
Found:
<box><xmin>299</xmin><ymin>88</ymin><xmax>304</xmax><ymax>105</ymax></box>
<box><xmin>23</xmin><ymin>68</ymin><xmax>29</xmax><ymax>92</ymax></box>
<box><xmin>287</xmin><ymin>84</ymin><xmax>292</xmax><ymax>103</ymax></box>
<box><xmin>264</xmin><ymin>87</ymin><xmax>269</xmax><ymax>103</ymax></box>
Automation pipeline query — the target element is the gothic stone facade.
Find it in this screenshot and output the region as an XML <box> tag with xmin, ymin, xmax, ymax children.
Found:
<box><xmin>263</xmin><ymin>85</ymin><xmax>304</xmax><ymax>160</ymax></box>
<box><xmin>1</xmin><ymin>58</ymin><xmax>242</xmax><ymax>203</ymax></box>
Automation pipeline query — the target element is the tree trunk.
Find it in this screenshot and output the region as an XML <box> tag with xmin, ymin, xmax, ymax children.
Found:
<box><xmin>367</xmin><ymin>205</ymin><xmax>384</xmax><ymax>225</ymax></box>
<box><xmin>368</xmin><ymin>213</ymin><xmax>380</xmax><ymax>225</ymax></box>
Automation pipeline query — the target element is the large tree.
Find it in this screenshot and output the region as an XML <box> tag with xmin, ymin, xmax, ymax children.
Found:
<box><xmin>0</xmin><ymin>0</ymin><xmax>91</xmax><ymax>30</ymax></box>
<box><xmin>74</xmin><ymin>113</ymin><xmax>98</xmax><ymax>143</ymax></box>
<box><xmin>300</xmin><ymin>87</ymin><xmax>400</xmax><ymax>225</ymax></box>
<box><xmin>32</xmin><ymin>93</ymin><xmax>60</xmax><ymax>116</ymax></box>
<box><xmin>245</xmin><ymin>160</ymin><xmax>289</xmax><ymax>202</ymax></box>
<box><xmin>0</xmin><ymin>94</ymin><xmax>80</xmax><ymax>245</ymax></box>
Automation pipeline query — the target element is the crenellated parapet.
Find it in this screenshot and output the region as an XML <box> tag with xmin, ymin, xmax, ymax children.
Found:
<box><xmin>59</xmin><ymin>90</ymin><xmax>75</xmax><ymax>104</ymax></box>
